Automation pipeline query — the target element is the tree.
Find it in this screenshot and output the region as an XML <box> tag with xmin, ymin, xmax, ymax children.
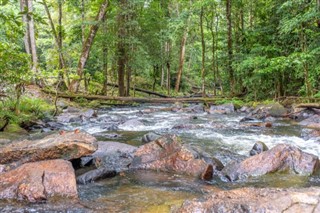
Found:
<box><xmin>70</xmin><ymin>0</ymin><xmax>109</xmax><ymax>92</ymax></box>
<box><xmin>226</xmin><ymin>0</ymin><xmax>234</xmax><ymax>96</ymax></box>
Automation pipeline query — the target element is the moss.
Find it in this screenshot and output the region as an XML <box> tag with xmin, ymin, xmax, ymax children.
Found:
<box><xmin>4</xmin><ymin>123</ymin><xmax>28</xmax><ymax>134</ymax></box>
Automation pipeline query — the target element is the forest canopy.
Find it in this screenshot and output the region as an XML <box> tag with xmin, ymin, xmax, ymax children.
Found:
<box><xmin>0</xmin><ymin>0</ymin><xmax>320</xmax><ymax>100</ymax></box>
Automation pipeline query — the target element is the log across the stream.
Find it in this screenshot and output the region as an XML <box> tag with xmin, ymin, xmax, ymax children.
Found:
<box><xmin>106</xmin><ymin>83</ymin><xmax>170</xmax><ymax>98</ymax></box>
<box><xmin>43</xmin><ymin>89</ymin><xmax>231</xmax><ymax>103</ymax></box>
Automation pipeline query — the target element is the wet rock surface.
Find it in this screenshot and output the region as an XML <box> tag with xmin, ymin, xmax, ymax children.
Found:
<box><xmin>300</xmin><ymin>114</ymin><xmax>320</xmax><ymax>129</ymax></box>
<box><xmin>0</xmin><ymin>131</ymin><xmax>97</xmax><ymax>170</ymax></box>
<box><xmin>0</xmin><ymin>159</ymin><xmax>77</xmax><ymax>202</ymax></box>
<box><xmin>222</xmin><ymin>144</ymin><xmax>320</xmax><ymax>181</ymax></box>
<box><xmin>130</xmin><ymin>135</ymin><xmax>216</xmax><ymax>180</ymax></box>
<box><xmin>177</xmin><ymin>187</ymin><xmax>320</xmax><ymax>213</ymax></box>
<box><xmin>76</xmin><ymin>141</ymin><xmax>137</xmax><ymax>184</ymax></box>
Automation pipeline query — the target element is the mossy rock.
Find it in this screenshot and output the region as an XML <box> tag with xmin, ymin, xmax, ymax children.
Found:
<box><xmin>4</xmin><ymin>124</ymin><xmax>28</xmax><ymax>135</ymax></box>
<box><xmin>267</xmin><ymin>103</ymin><xmax>287</xmax><ymax>117</ymax></box>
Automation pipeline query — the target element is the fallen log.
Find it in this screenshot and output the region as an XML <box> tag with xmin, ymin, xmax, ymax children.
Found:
<box><xmin>295</xmin><ymin>103</ymin><xmax>320</xmax><ymax>109</ymax></box>
<box><xmin>42</xmin><ymin>89</ymin><xmax>230</xmax><ymax>104</ymax></box>
<box><xmin>106</xmin><ymin>83</ymin><xmax>169</xmax><ymax>98</ymax></box>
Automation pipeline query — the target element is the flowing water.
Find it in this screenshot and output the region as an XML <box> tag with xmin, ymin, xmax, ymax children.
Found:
<box><xmin>1</xmin><ymin>104</ymin><xmax>320</xmax><ymax>212</ymax></box>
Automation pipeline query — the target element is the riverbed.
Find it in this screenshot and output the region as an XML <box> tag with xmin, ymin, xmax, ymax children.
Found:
<box><xmin>1</xmin><ymin>104</ymin><xmax>320</xmax><ymax>212</ymax></box>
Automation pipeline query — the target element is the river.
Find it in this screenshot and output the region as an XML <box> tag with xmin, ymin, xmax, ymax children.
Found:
<box><xmin>1</xmin><ymin>103</ymin><xmax>320</xmax><ymax>212</ymax></box>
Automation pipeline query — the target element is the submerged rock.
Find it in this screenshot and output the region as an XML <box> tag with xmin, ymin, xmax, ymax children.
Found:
<box><xmin>249</xmin><ymin>141</ymin><xmax>269</xmax><ymax>156</ymax></box>
<box><xmin>130</xmin><ymin>135</ymin><xmax>215</xmax><ymax>180</ymax></box>
<box><xmin>77</xmin><ymin>141</ymin><xmax>137</xmax><ymax>184</ymax></box>
<box><xmin>0</xmin><ymin>131</ymin><xmax>97</xmax><ymax>170</ymax></box>
<box><xmin>177</xmin><ymin>187</ymin><xmax>320</xmax><ymax>213</ymax></box>
<box><xmin>118</xmin><ymin>119</ymin><xmax>145</xmax><ymax>130</ymax></box>
<box><xmin>0</xmin><ymin>159</ymin><xmax>77</xmax><ymax>202</ymax></box>
<box><xmin>222</xmin><ymin>144</ymin><xmax>320</xmax><ymax>181</ymax></box>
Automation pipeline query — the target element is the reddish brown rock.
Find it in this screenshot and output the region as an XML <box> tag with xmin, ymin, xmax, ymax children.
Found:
<box><xmin>0</xmin><ymin>159</ymin><xmax>77</xmax><ymax>202</ymax></box>
<box><xmin>130</xmin><ymin>135</ymin><xmax>217</xmax><ymax>180</ymax></box>
<box><xmin>222</xmin><ymin>144</ymin><xmax>320</xmax><ymax>181</ymax></box>
<box><xmin>177</xmin><ymin>187</ymin><xmax>320</xmax><ymax>213</ymax></box>
<box><xmin>0</xmin><ymin>132</ymin><xmax>97</xmax><ymax>171</ymax></box>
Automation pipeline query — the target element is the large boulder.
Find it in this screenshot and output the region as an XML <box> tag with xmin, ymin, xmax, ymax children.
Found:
<box><xmin>245</xmin><ymin>103</ymin><xmax>287</xmax><ymax>120</ymax></box>
<box><xmin>177</xmin><ymin>187</ymin><xmax>320</xmax><ymax>213</ymax></box>
<box><xmin>0</xmin><ymin>159</ymin><xmax>77</xmax><ymax>202</ymax></box>
<box><xmin>0</xmin><ymin>131</ymin><xmax>97</xmax><ymax>171</ymax></box>
<box><xmin>130</xmin><ymin>135</ymin><xmax>216</xmax><ymax>180</ymax></box>
<box><xmin>77</xmin><ymin>141</ymin><xmax>137</xmax><ymax>184</ymax></box>
<box><xmin>222</xmin><ymin>144</ymin><xmax>320</xmax><ymax>181</ymax></box>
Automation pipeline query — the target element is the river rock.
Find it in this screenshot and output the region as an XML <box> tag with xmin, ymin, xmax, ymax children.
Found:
<box><xmin>209</xmin><ymin>103</ymin><xmax>235</xmax><ymax>114</ymax></box>
<box><xmin>76</xmin><ymin>141</ymin><xmax>137</xmax><ymax>184</ymax></box>
<box><xmin>3</xmin><ymin>124</ymin><xmax>28</xmax><ymax>135</ymax></box>
<box><xmin>142</xmin><ymin>132</ymin><xmax>161</xmax><ymax>144</ymax></box>
<box><xmin>177</xmin><ymin>187</ymin><xmax>320</xmax><ymax>213</ymax></box>
<box><xmin>247</xmin><ymin>103</ymin><xmax>287</xmax><ymax>120</ymax></box>
<box><xmin>185</xmin><ymin>104</ymin><xmax>205</xmax><ymax>113</ymax></box>
<box><xmin>0</xmin><ymin>159</ymin><xmax>77</xmax><ymax>202</ymax></box>
<box><xmin>0</xmin><ymin>131</ymin><xmax>97</xmax><ymax>170</ymax></box>
<box><xmin>249</xmin><ymin>141</ymin><xmax>269</xmax><ymax>156</ymax></box>
<box><xmin>130</xmin><ymin>135</ymin><xmax>214</xmax><ymax>180</ymax></box>
<box><xmin>300</xmin><ymin>114</ymin><xmax>320</xmax><ymax>129</ymax></box>
<box><xmin>222</xmin><ymin>144</ymin><xmax>320</xmax><ymax>181</ymax></box>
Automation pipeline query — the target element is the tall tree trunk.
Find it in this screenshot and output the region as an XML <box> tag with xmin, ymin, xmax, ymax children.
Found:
<box><xmin>209</xmin><ymin>13</ymin><xmax>216</xmax><ymax>96</ymax></box>
<box><xmin>43</xmin><ymin>0</ymin><xmax>69</xmax><ymax>89</ymax></box>
<box><xmin>226</xmin><ymin>0</ymin><xmax>235</xmax><ymax>96</ymax></box>
<box><xmin>165</xmin><ymin>42</ymin><xmax>171</xmax><ymax>96</ymax></box>
<box><xmin>70</xmin><ymin>0</ymin><xmax>109</xmax><ymax>92</ymax></box>
<box><xmin>117</xmin><ymin>0</ymin><xmax>126</xmax><ymax>97</ymax></box>
<box><xmin>81</xmin><ymin>0</ymin><xmax>85</xmax><ymax>46</ymax></box>
<box><xmin>300</xmin><ymin>25</ymin><xmax>311</xmax><ymax>97</ymax></box>
<box><xmin>27</xmin><ymin>0</ymin><xmax>39</xmax><ymax>74</ymax></box>
<box><xmin>175</xmin><ymin>24</ymin><xmax>188</xmax><ymax>93</ymax></box>
<box><xmin>215</xmin><ymin>10</ymin><xmax>222</xmax><ymax>95</ymax></box>
<box><xmin>174</xmin><ymin>1</ymin><xmax>192</xmax><ymax>93</ymax></box>
<box><xmin>20</xmin><ymin>0</ymin><xmax>30</xmax><ymax>55</ymax></box>
<box><xmin>101</xmin><ymin>16</ymin><xmax>108</xmax><ymax>95</ymax></box>
<box><xmin>200</xmin><ymin>6</ymin><xmax>206</xmax><ymax>97</ymax></box>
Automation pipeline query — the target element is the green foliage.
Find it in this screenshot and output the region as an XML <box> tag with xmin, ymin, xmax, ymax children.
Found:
<box><xmin>0</xmin><ymin>97</ymin><xmax>55</xmax><ymax>126</ymax></box>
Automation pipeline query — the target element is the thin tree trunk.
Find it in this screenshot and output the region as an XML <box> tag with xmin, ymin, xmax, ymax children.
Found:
<box><xmin>174</xmin><ymin>1</ymin><xmax>192</xmax><ymax>93</ymax></box>
<box><xmin>175</xmin><ymin>26</ymin><xmax>188</xmax><ymax>93</ymax></box>
<box><xmin>215</xmin><ymin>11</ymin><xmax>222</xmax><ymax>95</ymax></box>
<box><xmin>200</xmin><ymin>6</ymin><xmax>206</xmax><ymax>97</ymax></box>
<box><xmin>43</xmin><ymin>0</ymin><xmax>69</xmax><ymax>89</ymax></box>
<box><xmin>117</xmin><ymin>0</ymin><xmax>126</xmax><ymax>97</ymax></box>
<box><xmin>27</xmin><ymin>0</ymin><xmax>38</xmax><ymax>74</ymax></box>
<box><xmin>81</xmin><ymin>0</ymin><xmax>85</xmax><ymax>46</ymax></box>
<box><xmin>226</xmin><ymin>0</ymin><xmax>235</xmax><ymax>96</ymax></box>
<box><xmin>102</xmin><ymin>16</ymin><xmax>108</xmax><ymax>95</ymax></box>
<box><xmin>70</xmin><ymin>0</ymin><xmax>109</xmax><ymax>92</ymax></box>
<box><xmin>210</xmin><ymin>16</ymin><xmax>216</xmax><ymax>96</ymax></box>
<box><xmin>20</xmin><ymin>0</ymin><xmax>30</xmax><ymax>55</ymax></box>
<box><xmin>166</xmin><ymin>42</ymin><xmax>171</xmax><ymax>95</ymax></box>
